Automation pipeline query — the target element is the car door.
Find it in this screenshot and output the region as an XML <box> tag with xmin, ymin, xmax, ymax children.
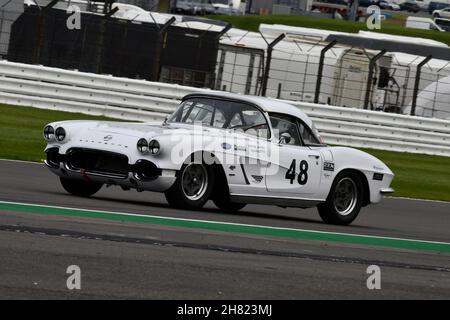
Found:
<box><xmin>265</xmin><ymin>114</ymin><xmax>322</xmax><ymax>196</ymax></box>
<box><xmin>222</xmin><ymin>103</ymin><xmax>272</xmax><ymax>196</ymax></box>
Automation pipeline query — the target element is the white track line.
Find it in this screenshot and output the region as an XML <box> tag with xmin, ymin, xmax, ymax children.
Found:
<box><xmin>385</xmin><ymin>196</ymin><xmax>449</xmax><ymax>204</ymax></box>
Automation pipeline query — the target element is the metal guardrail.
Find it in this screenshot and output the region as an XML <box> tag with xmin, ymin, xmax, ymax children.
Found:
<box><xmin>0</xmin><ymin>60</ymin><xmax>449</xmax><ymax>157</ymax></box>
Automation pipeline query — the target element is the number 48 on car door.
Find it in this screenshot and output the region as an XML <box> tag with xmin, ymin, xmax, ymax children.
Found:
<box><xmin>285</xmin><ymin>159</ymin><xmax>309</xmax><ymax>185</ymax></box>
<box><xmin>265</xmin><ymin>113</ymin><xmax>322</xmax><ymax>196</ymax></box>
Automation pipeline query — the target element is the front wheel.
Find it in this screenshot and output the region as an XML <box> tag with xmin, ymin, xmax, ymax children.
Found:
<box><xmin>317</xmin><ymin>172</ymin><xmax>364</xmax><ymax>225</ymax></box>
<box><xmin>213</xmin><ymin>194</ymin><xmax>246</xmax><ymax>212</ymax></box>
<box><xmin>165</xmin><ymin>161</ymin><xmax>214</xmax><ymax>210</ymax></box>
<box><xmin>60</xmin><ymin>177</ymin><xmax>102</xmax><ymax>197</ymax></box>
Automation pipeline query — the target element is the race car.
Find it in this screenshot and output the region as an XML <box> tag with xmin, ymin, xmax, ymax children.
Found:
<box><xmin>43</xmin><ymin>92</ymin><xmax>394</xmax><ymax>225</ymax></box>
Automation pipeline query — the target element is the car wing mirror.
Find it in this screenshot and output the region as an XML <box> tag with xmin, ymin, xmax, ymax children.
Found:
<box><xmin>279</xmin><ymin>132</ymin><xmax>291</xmax><ymax>145</ymax></box>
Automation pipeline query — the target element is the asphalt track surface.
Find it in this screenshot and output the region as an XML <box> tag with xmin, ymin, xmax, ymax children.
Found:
<box><xmin>0</xmin><ymin>160</ymin><xmax>449</xmax><ymax>299</ymax></box>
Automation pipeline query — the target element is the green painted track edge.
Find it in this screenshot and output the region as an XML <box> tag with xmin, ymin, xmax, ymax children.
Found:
<box><xmin>0</xmin><ymin>201</ymin><xmax>449</xmax><ymax>253</ymax></box>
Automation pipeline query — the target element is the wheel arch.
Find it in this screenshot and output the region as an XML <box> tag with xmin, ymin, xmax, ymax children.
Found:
<box><xmin>333</xmin><ymin>168</ymin><xmax>371</xmax><ymax>207</ymax></box>
<box><xmin>181</xmin><ymin>150</ymin><xmax>229</xmax><ymax>198</ymax></box>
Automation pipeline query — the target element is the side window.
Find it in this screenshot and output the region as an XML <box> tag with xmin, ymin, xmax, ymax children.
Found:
<box><xmin>185</xmin><ymin>103</ymin><xmax>214</xmax><ymax>125</ymax></box>
<box><xmin>298</xmin><ymin>121</ymin><xmax>321</xmax><ymax>145</ymax></box>
<box><xmin>212</xmin><ymin>109</ymin><xmax>227</xmax><ymax>128</ymax></box>
<box><xmin>241</xmin><ymin>110</ymin><xmax>265</xmax><ymax>126</ymax></box>
<box><xmin>229</xmin><ymin>113</ymin><xmax>243</xmax><ymax>127</ymax></box>
<box><xmin>227</xmin><ymin>107</ymin><xmax>269</xmax><ymax>139</ymax></box>
<box><xmin>269</xmin><ymin>114</ymin><xmax>301</xmax><ymax>146</ymax></box>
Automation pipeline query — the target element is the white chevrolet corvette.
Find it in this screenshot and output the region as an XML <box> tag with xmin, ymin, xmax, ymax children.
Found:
<box><xmin>43</xmin><ymin>92</ymin><xmax>394</xmax><ymax>225</ymax></box>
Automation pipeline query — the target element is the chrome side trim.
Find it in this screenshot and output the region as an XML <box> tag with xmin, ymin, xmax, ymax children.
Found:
<box><xmin>230</xmin><ymin>193</ymin><xmax>324</xmax><ymax>208</ymax></box>
<box><xmin>380</xmin><ymin>187</ymin><xmax>395</xmax><ymax>194</ymax></box>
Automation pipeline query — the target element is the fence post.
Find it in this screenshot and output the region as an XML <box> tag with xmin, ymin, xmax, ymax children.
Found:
<box><xmin>152</xmin><ymin>16</ymin><xmax>175</xmax><ymax>81</ymax></box>
<box><xmin>103</xmin><ymin>0</ymin><xmax>115</xmax><ymax>14</ymax></box>
<box><xmin>211</xmin><ymin>24</ymin><xmax>232</xmax><ymax>89</ymax></box>
<box><xmin>261</xmin><ymin>33</ymin><xmax>285</xmax><ymax>97</ymax></box>
<box><xmin>277</xmin><ymin>83</ymin><xmax>282</xmax><ymax>99</ymax></box>
<box><xmin>45</xmin><ymin>0</ymin><xmax>60</xmax><ymax>10</ymax></box>
<box><xmin>349</xmin><ymin>0</ymin><xmax>360</xmax><ymax>21</ymax></box>
<box><xmin>217</xmin><ymin>23</ymin><xmax>232</xmax><ymax>40</ymax></box>
<box><xmin>93</xmin><ymin>5</ymin><xmax>120</xmax><ymax>74</ymax></box>
<box><xmin>159</xmin><ymin>16</ymin><xmax>176</xmax><ymax>34</ymax></box>
<box><xmin>314</xmin><ymin>40</ymin><xmax>336</xmax><ymax>104</ymax></box>
<box><xmin>0</xmin><ymin>9</ymin><xmax>4</xmax><ymax>58</ymax></box>
<box><xmin>34</xmin><ymin>0</ymin><xmax>61</xmax><ymax>64</ymax></box>
<box><xmin>363</xmin><ymin>49</ymin><xmax>386</xmax><ymax>110</ymax></box>
<box><xmin>411</xmin><ymin>55</ymin><xmax>432</xmax><ymax>116</ymax></box>
<box><xmin>246</xmin><ymin>0</ymin><xmax>253</xmax><ymax>14</ymax></box>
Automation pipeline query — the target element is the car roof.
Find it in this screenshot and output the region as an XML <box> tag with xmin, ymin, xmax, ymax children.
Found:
<box><xmin>182</xmin><ymin>92</ymin><xmax>314</xmax><ymax>128</ymax></box>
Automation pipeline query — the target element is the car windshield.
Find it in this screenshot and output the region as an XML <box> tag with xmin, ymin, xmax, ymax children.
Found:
<box><xmin>168</xmin><ymin>97</ymin><xmax>270</xmax><ymax>139</ymax></box>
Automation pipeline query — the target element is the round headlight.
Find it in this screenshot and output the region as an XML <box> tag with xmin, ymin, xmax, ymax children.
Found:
<box><xmin>137</xmin><ymin>138</ymin><xmax>149</xmax><ymax>154</ymax></box>
<box><xmin>55</xmin><ymin>127</ymin><xmax>66</xmax><ymax>142</ymax></box>
<box><xmin>43</xmin><ymin>125</ymin><xmax>55</xmax><ymax>141</ymax></box>
<box><xmin>149</xmin><ymin>139</ymin><xmax>160</xmax><ymax>155</ymax></box>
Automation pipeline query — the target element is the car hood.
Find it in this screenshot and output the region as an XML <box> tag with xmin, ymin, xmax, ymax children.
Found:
<box><xmin>47</xmin><ymin>120</ymin><xmax>250</xmax><ymax>142</ymax></box>
<box><xmin>47</xmin><ymin>120</ymin><xmax>167</xmax><ymax>139</ymax></box>
<box><xmin>85</xmin><ymin>121</ymin><xmax>231</xmax><ymax>138</ymax></box>
<box><xmin>87</xmin><ymin>121</ymin><xmax>168</xmax><ymax>138</ymax></box>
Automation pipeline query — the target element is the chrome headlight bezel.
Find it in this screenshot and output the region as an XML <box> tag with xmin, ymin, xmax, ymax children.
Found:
<box><xmin>55</xmin><ymin>127</ymin><xmax>66</xmax><ymax>142</ymax></box>
<box><xmin>43</xmin><ymin>125</ymin><xmax>55</xmax><ymax>141</ymax></box>
<box><xmin>137</xmin><ymin>138</ymin><xmax>149</xmax><ymax>154</ymax></box>
<box><xmin>149</xmin><ymin>139</ymin><xmax>160</xmax><ymax>155</ymax></box>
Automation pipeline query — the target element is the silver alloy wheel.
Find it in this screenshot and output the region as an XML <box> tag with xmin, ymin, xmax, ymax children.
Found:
<box><xmin>181</xmin><ymin>163</ymin><xmax>208</xmax><ymax>201</ymax></box>
<box><xmin>333</xmin><ymin>177</ymin><xmax>357</xmax><ymax>216</ymax></box>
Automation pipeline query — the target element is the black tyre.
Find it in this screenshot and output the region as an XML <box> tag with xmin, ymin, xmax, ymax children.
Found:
<box><xmin>211</xmin><ymin>166</ymin><xmax>246</xmax><ymax>212</ymax></box>
<box><xmin>317</xmin><ymin>171</ymin><xmax>364</xmax><ymax>225</ymax></box>
<box><xmin>165</xmin><ymin>161</ymin><xmax>215</xmax><ymax>210</ymax></box>
<box><xmin>60</xmin><ymin>177</ymin><xmax>102</xmax><ymax>197</ymax></box>
<box><xmin>212</xmin><ymin>184</ymin><xmax>246</xmax><ymax>212</ymax></box>
<box><xmin>213</xmin><ymin>197</ymin><xmax>246</xmax><ymax>212</ymax></box>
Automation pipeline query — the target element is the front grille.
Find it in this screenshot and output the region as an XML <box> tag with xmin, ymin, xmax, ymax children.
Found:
<box><xmin>133</xmin><ymin>160</ymin><xmax>162</xmax><ymax>181</ymax></box>
<box><xmin>45</xmin><ymin>147</ymin><xmax>64</xmax><ymax>168</ymax></box>
<box><xmin>66</xmin><ymin>148</ymin><xmax>129</xmax><ymax>178</ymax></box>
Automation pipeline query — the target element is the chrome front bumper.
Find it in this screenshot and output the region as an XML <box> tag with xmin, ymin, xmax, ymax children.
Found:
<box><xmin>44</xmin><ymin>148</ymin><xmax>177</xmax><ymax>192</ymax></box>
<box><xmin>380</xmin><ymin>187</ymin><xmax>395</xmax><ymax>194</ymax></box>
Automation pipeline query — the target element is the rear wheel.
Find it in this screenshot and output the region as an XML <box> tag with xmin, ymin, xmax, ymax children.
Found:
<box><xmin>60</xmin><ymin>177</ymin><xmax>102</xmax><ymax>197</ymax></box>
<box><xmin>317</xmin><ymin>172</ymin><xmax>364</xmax><ymax>225</ymax></box>
<box><xmin>165</xmin><ymin>161</ymin><xmax>214</xmax><ymax>210</ymax></box>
